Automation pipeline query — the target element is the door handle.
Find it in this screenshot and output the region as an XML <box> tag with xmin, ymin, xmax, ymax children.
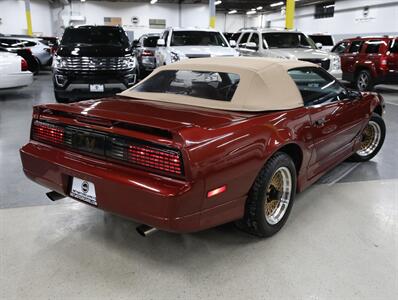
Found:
<box><xmin>314</xmin><ymin>118</ymin><xmax>326</xmax><ymax>127</ymax></box>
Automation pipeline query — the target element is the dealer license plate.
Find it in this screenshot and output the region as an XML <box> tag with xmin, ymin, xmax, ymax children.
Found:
<box><xmin>89</xmin><ymin>84</ymin><xmax>104</xmax><ymax>92</ymax></box>
<box><xmin>70</xmin><ymin>177</ymin><xmax>97</xmax><ymax>206</ymax></box>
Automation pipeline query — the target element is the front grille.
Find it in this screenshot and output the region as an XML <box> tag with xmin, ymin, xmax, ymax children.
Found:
<box><xmin>59</xmin><ymin>56</ymin><xmax>131</xmax><ymax>71</ymax></box>
<box><xmin>31</xmin><ymin>120</ymin><xmax>184</xmax><ymax>177</ymax></box>
<box><xmin>299</xmin><ymin>58</ymin><xmax>330</xmax><ymax>70</ymax></box>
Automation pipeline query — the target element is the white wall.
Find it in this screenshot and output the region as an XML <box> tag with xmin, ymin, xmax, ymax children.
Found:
<box><xmin>0</xmin><ymin>0</ymin><xmax>53</xmax><ymax>36</ymax></box>
<box><xmin>262</xmin><ymin>0</ymin><xmax>398</xmax><ymax>41</ymax></box>
<box><xmin>52</xmin><ymin>1</ymin><xmax>210</xmax><ymax>39</ymax></box>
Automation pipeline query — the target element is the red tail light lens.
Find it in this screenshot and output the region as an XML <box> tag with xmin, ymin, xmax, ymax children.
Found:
<box><xmin>127</xmin><ymin>144</ymin><xmax>182</xmax><ymax>175</ymax></box>
<box><xmin>142</xmin><ymin>50</ymin><xmax>154</xmax><ymax>56</ymax></box>
<box><xmin>21</xmin><ymin>58</ymin><xmax>28</xmax><ymax>71</ymax></box>
<box><xmin>32</xmin><ymin>121</ymin><xmax>64</xmax><ymax>145</ymax></box>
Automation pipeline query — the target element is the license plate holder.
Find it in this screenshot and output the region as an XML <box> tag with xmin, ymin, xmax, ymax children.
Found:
<box><xmin>70</xmin><ymin>177</ymin><xmax>97</xmax><ymax>206</ymax></box>
<box><xmin>89</xmin><ymin>84</ymin><xmax>104</xmax><ymax>92</ymax></box>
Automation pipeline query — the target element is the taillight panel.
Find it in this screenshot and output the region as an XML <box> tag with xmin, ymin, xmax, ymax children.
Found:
<box><xmin>31</xmin><ymin>120</ymin><xmax>184</xmax><ymax>177</ymax></box>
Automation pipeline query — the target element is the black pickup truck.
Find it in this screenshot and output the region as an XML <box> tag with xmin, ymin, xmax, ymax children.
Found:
<box><xmin>53</xmin><ymin>26</ymin><xmax>138</xmax><ymax>103</ymax></box>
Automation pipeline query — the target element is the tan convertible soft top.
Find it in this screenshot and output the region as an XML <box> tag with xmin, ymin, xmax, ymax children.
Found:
<box><xmin>120</xmin><ymin>57</ymin><xmax>317</xmax><ymax>112</ymax></box>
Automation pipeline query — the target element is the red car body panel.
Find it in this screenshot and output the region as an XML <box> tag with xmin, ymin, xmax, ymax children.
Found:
<box><xmin>20</xmin><ymin>94</ymin><xmax>384</xmax><ymax>233</ymax></box>
<box><xmin>334</xmin><ymin>36</ymin><xmax>398</xmax><ymax>84</ymax></box>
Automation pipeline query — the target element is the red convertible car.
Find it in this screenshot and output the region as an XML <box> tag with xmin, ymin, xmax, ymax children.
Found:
<box><xmin>20</xmin><ymin>57</ymin><xmax>386</xmax><ymax>237</ymax></box>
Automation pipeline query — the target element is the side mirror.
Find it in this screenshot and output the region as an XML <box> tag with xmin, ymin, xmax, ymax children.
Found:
<box><xmin>229</xmin><ymin>40</ymin><xmax>236</xmax><ymax>48</ymax></box>
<box><xmin>316</xmin><ymin>42</ymin><xmax>323</xmax><ymax>49</ymax></box>
<box><xmin>346</xmin><ymin>88</ymin><xmax>362</xmax><ymax>100</ymax></box>
<box><xmin>157</xmin><ymin>38</ymin><xmax>166</xmax><ymax>47</ymax></box>
<box><xmin>246</xmin><ymin>42</ymin><xmax>258</xmax><ymax>50</ymax></box>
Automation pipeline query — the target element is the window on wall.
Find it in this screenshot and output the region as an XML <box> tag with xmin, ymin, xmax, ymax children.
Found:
<box><xmin>314</xmin><ymin>1</ymin><xmax>335</xmax><ymax>19</ymax></box>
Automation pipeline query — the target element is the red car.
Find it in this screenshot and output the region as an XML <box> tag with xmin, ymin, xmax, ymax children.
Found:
<box><xmin>20</xmin><ymin>58</ymin><xmax>386</xmax><ymax>237</ymax></box>
<box><xmin>332</xmin><ymin>36</ymin><xmax>398</xmax><ymax>91</ymax></box>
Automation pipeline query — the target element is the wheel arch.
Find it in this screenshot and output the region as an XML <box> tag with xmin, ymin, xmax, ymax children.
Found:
<box><xmin>274</xmin><ymin>143</ymin><xmax>303</xmax><ymax>175</ymax></box>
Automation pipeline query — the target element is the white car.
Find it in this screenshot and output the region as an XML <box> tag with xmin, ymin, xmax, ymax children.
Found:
<box><xmin>155</xmin><ymin>28</ymin><xmax>238</xmax><ymax>66</ymax></box>
<box><xmin>232</xmin><ymin>28</ymin><xmax>342</xmax><ymax>80</ymax></box>
<box><xmin>308</xmin><ymin>34</ymin><xmax>335</xmax><ymax>52</ymax></box>
<box><xmin>0</xmin><ymin>51</ymin><xmax>33</xmax><ymax>89</ymax></box>
<box><xmin>0</xmin><ymin>36</ymin><xmax>52</xmax><ymax>67</ymax></box>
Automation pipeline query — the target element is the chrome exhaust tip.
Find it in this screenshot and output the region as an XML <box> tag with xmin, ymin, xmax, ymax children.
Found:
<box><xmin>46</xmin><ymin>191</ymin><xmax>65</xmax><ymax>201</ymax></box>
<box><xmin>136</xmin><ymin>224</ymin><xmax>158</xmax><ymax>237</ymax></box>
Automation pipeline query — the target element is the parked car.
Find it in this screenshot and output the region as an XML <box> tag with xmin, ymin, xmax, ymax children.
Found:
<box><xmin>332</xmin><ymin>36</ymin><xmax>398</xmax><ymax>91</ymax></box>
<box><xmin>0</xmin><ymin>36</ymin><xmax>52</xmax><ymax>69</ymax></box>
<box><xmin>133</xmin><ymin>33</ymin><xmax>160</xmax><ymax>77</ymax></box>
<box><xmin>0</xmin><ymin>46</ymin><xmax>40</xmax><ymax>74</ymax></box>
<box><xmin>0</xmin><ymin>49</ymin><xmax>33</xmax><ymax>89</ymax></box>
<box><xmin>38</xmin><ymin>36</ymin><xmax>60</xmax><ymax>54</ymax></box>
<box><xmin>231</xmin><ymin>28</ymin><xmax>342</xmax><ymax>80</ymax></box>
<box><xmin>53</xmin><ymin>25</ymin><xmax>138</xmax><ymax>103</ymax></box>
<box><xmin>308</xmin><ymin>33</ymin><xmax>335</xmax><ymax>51</ymax></box>
<box><xmin>155</xmin><ymin>27</ymin><xmax>238</xmax><ymax>66</ymax></box>
<box><xmin>20</xmin><ymin>57</ymin><xmax>385</xmax><ymax>237</ymax></box>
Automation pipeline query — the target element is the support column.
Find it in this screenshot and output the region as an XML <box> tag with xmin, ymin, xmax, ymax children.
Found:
<box><xmin>24</xmin><ymin>0</ymin><xmax>33</xmax><ymax>36</ymax></box>
<box><xmin>285</xmin><ymin>0</ymin><xmax>295</xmax><ymax>30</ymax></box>
<box><xmin>209</xmin><ymin>0</ymin><xmax>216</xmax><ymax>29</ymax></box>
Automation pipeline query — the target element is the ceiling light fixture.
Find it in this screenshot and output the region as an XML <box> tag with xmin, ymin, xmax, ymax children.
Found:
<box><xmin>246</xmin><ymin>10</ymin><xmax>257</xmax><ymax>15</ymax></box>
<box><xmin>150</xmin><ymin>0</ymin><xmax>158</xmax><ymax>4</ymax></box>
<box><xmin>228</xmin><ymin>10</ymin><xmax>237</xmax><ymax>14</ymax></box>
<box><xmin>256</xmin><ymin>6</ymin><xmax>263</xmax><ymax>10</ymax></box>
<box><xmin>270</xmin><ymin>1</ymin><xmax>284</xmax><ymax>7</ymax></box>
<box><xmin>215</xmin><ymin>0</ymin><xmax>222</xmax><ymax>5</ymax></box>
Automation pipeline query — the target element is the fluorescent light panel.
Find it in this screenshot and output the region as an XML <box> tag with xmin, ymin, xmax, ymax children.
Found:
<box><xmin>270</xmin><ymin>1</ymin><xmax>284</xmax><ymax>7</ymax></box>
<box><xmin>228</xmin><ymin>9</ymin><xmax>237</xmax><ymax>14</ymax></box>
<box><xmin>246</xmin><ymin>10</ymin><xmax>256</xmax><ymax>15</ymax></box>
<box><xmin>150</xmin><ymin>0</ymin><xmax>158</xmax><ymax>4</ymax></box>
<box><xmin>215</xmin><ymin>0</ymin><xmax>222</xmax><ymax>5</ymax></box>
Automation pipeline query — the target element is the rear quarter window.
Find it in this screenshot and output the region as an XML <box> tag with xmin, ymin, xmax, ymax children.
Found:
<box><xmin>389</xmin><ymin>39</ymin><xmax>398</xmax><ymax>53</ymax></box>
<box><xmin>132</xmin><ymin>70</ymin><xmax>240</xmax><ymax>102</ymax></box>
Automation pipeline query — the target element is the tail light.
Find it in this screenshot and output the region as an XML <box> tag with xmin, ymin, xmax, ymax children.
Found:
<box><xmin>31</xmin><ymin>120</ymin><xmax>184</xmax><ymax>177</ymax></box>
<box><xmin>380</xmin><ymin>55</ymin><xmax>388</xmax><ymax>69</ymax></box>
<box><xmin>32</xmin><ymin>121</ymin><xmax>64</xmax><ymax>145</ymax></box>
<box><xmin>21</xmin><ymin>58</ymin><xmax>28</xmax><ymax>71</ymax></box>
<box><xmin>127</xmin><ymin>144</ymin><xmax>182</xmax><ymax>175</ymax></box>
<box><xmin>142</xmin><ymin>50</ymin><xmax>154</xmax><ymax>56</ymax></box>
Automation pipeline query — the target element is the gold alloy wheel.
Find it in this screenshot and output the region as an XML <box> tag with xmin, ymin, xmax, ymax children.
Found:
<box><xmin>264</xmin><ymin>166</ymin><xmax>292</xmax><ymax>225</ymax></box>
<box><xmin>357</xmin><ymin>120</ymin><xmax>381</xmax><ymax>157</ymax></box>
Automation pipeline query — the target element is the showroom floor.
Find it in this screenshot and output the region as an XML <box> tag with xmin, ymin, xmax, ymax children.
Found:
<box><xmin>1</xmin><ymin>71</ymin><xmax>397</xmax><ymax>299</ymax></box>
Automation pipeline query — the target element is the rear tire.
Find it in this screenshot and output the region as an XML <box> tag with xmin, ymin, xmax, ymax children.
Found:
<box><xmin>350</xmin><ymin>113</ymin><xmax>386</xmax><ymax>162</ymax></box>
<box><xmin>355</xmin><ymin>70</ymin><xmax>374</xmax><ymax>91</ymax></box>
<box><xmin>239</xmin><ymin>152</ymin><xmax>297</xmax><ymax>237</ymax></box>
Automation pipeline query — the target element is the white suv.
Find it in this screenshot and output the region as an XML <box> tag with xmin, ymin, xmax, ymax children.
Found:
<box><xmin>231</xmin><ymin>28</ymin><xmax>342</xmax><ymax>80</ymax></box>
<box><xmin>155</xmin><ymin>28</ymin><xmax>238</xmax><ymax>66</ymax></box>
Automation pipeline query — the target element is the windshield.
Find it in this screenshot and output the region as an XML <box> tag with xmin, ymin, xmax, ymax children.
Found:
<box><xmin>262</xmin><ymin>32</ymin><xmax>316</xmax><ymax>49</ymax></box>
<box><xmin>309</xmin><ymin>35</ymin><xmax>334</xmax><ymax>46</ymax></box>
<box><xmin>61</xmin><ymin>27</ymin><xmax>130</xmax><ymax>46</ymax></box>
<box><xmin>132</xmin><ymin>70</ymin><xmax>240</xmax><ymax>101</ymax></box>
<box><xmin>171</xmin><ymin>31</ymin><xmax>228</xmax><ymax>47</ymax></box>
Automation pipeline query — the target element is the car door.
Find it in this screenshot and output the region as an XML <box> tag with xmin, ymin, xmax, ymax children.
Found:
<box><xmin>236</xmin><ymin>32</ymin><xmax>251</xmax><ymax>56</ymax></box>
<box><xmin>288</xmin><ymin>67</ymin><xmax>368</xmax><ymax>178</ymax></box>
<box><xmin>155</xmin><ymin>30</ymin><xmax>169</xmax><ymax>66</ymax></box>
<box><xmin>244</xmin><ymin>32</ymin><xmax>261</xmax><ymax>57</ymax></box>
<box><xmin>342</xmin><ymin>40</ymin><xmax>364</xmax><ymax>76</ymax></box>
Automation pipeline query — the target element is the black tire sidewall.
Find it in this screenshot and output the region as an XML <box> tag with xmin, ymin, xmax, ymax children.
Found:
<box><xmin>351</xmin><ymin>113</ymin><xmax>386</xmax><ymax>162</ymax></box>
<box><xmin>246</xmin><ymin>152</ymin><xmax>297</xmax><ymax>237</ymax></box>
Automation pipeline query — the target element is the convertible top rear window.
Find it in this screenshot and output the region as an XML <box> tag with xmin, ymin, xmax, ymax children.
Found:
<box><xmin>132</xmin><ymin>70</ymin><xmax>240</xmax><ymax>102</ymax></box>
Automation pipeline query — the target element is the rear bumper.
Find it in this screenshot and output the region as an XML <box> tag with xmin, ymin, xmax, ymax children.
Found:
<box><xmin>377</xmin><ymin>70</ymin><xmax>398</xmax><ymax>84</ymax></box>
<box><xmin>330</xmin><ymin>69</ymin><xmax>343</xmax><ymax>80</ymax></box>
<box><xmin>0</xmin><ymin>72</ymin><xmax>33</xmax><ymax>89</ymax></box>
<box><xmin>20</xmin><ymin>142</ymin><xmax>245</xmax><ymax>233</ymax></box>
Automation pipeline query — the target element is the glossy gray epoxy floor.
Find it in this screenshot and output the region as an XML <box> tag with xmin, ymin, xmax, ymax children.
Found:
<box><xmin>0</xmin><ymin>72</ymin><xmax>397</xmax><ymax>299</ymax></box>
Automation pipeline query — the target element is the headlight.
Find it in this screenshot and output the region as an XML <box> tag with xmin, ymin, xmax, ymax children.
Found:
<box><xmin>123</xmin><ymin>56</ymin><xmax>136</xmax><ymax>69</ymax></box>
<box><xmin>331</xmin><ymin>55</ymin><xmax>341</xmax><ymax>70</ymax></box>
<box><xmin>170</xmin><ymin>51</ymin><xmax>180</xmax><ymax>63</ymax></box>
<box><xmin>53</xmin><ymin>56</ymin><xmax>65</xmax><ymax>69</ymax></box>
